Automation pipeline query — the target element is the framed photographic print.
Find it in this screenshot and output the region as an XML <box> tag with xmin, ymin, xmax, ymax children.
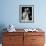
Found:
<box><xmin>19</xmin><ymin>5</ymin><xmax>34</xmax><ymax>23</ymax></box>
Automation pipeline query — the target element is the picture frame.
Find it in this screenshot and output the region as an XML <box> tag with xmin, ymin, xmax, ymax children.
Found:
<box><xmin>19</xmin><ymin>5</ymin><xmax>34</xmax><ymax>23</ymax></box>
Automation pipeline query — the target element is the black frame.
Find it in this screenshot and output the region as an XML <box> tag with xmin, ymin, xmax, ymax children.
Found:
<box><xmin>19</xmin><ymin>5</ymin><xmax>34</xmax><ymax>23</ymax></box>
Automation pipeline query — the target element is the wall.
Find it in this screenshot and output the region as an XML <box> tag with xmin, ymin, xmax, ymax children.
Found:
<box><xmin>0</xmin><ymin>0</ymin><xmax>46</xmax><ymax>29</ymax></box>
<box><xmin>0</xmin><ymin>0</ymin><xmax>46</xmax><ymax>44</ymax></box>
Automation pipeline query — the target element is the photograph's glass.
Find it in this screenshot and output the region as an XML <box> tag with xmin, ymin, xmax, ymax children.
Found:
<box><xmin>19</xmin><ymin>5</ymin><xmax>34</xmax><ymax>23</ymax></box>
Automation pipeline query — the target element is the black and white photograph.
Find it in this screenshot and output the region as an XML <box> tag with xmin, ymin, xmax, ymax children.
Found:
<box><xmin>19</xmin><ymin>5</ymin><xmax>34</xmax><ymax>23</ymax></box>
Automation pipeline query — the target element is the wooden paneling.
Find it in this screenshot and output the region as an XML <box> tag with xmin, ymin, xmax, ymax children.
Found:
<box><xmin>3</xmin><ymin>32</ymin><xmax>23</xmax><ymax>46</ymax></box>
<box><xmin>24</xmin><ymin>32</ymin><xmax>45</xmax><ymax>46</ymax></box>
<box><xmin>24</xmin><ymin>36</ymin><xmax>32</xmax><ymax>46</ymax></box>
<box><xmin>2</xmin><ymin>31</ymin><xmax>45</xmax><ymax>46</ymax></box>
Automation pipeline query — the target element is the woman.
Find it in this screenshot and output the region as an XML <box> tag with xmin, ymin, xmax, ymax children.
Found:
<box><xmin>22</xmin><ymin>8</ymin><xmax>30</xmax><ymax>21</ymax></box>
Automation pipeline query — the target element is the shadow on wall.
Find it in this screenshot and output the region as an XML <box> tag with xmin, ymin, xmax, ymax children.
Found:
<box><xmin>0</xmin><ymin>24</ymin><xmax>7</xmax><ymax>43</ymax></box>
